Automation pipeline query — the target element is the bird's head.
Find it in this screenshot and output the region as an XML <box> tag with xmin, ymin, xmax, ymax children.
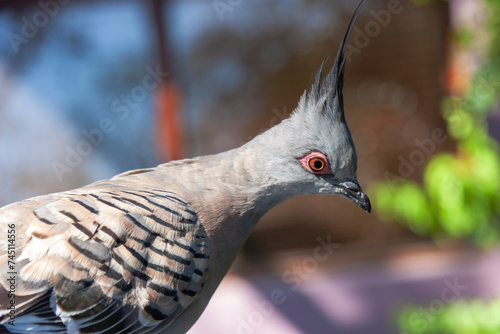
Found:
<box><xmin>249</xmin><ymin>1</ymin><xmax>370</xmax><ymax>213</ymax></box>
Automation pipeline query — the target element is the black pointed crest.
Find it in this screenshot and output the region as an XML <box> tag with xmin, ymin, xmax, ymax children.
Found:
<box><xmin>309</xmin><ymin>0</ymin><xmax>365</xmax><ymax>117</ymax></box>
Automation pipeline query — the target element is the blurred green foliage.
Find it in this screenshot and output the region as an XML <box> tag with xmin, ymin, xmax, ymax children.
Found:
<box><xmin>372</xmin><ymin>0</ymin><xmax>500</xmax><ymax>248</ymax></box>
<box><xmin>398</xmin><ymin>299</ymin><xmax>500</xmax><ymax>334</ymax></box>
<box><xmin>385</xmin><ymin>1</ymin><xmax>500</xmax><ymax>333</ymax></box>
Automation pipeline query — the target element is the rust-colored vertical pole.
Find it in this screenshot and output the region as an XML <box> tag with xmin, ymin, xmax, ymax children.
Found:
<box><xmin>151</xmin><ymin>0</ymin><xmax>184</xmax><ymax>162</ymax></box>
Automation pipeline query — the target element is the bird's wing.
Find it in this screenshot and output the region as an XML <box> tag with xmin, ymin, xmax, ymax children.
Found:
<box><xmin>0</xmin><ymin>185</ymin><xmax>210</xmax><ymax>333</ymax></box>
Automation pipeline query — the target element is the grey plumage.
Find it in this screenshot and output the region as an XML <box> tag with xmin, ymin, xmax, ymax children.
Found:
<box><xmin>0</xmin><ymin>1</ymin><xmax>369</xmax><ymax>333</ymax></box>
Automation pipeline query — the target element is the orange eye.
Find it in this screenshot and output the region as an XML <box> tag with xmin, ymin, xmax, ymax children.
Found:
<box><xmin>299</xmin><ymin>151</ymin><xmax>331</xmax><ymax>175</ymax></box>
<box><xmin>309</xmin><ymin>158</ymin><xmax>326</xmax><ymax>171</ymax></box>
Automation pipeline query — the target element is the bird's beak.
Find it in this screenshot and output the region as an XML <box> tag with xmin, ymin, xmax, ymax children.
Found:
<box><xmin>336</xmin><ymin>181</ymin><xmax>371</xmax><ymax>213</ymax></box>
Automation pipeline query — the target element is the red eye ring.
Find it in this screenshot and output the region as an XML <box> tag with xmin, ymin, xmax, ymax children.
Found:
<box><xmin>309</xmin><ymin>157</ymin><xmax>326</xmax><ymax>172</ymax></box>
<box><xmin>298</xmin><ymin>152</ymin><xmax>331</xmax><ymax>175</ymax></box>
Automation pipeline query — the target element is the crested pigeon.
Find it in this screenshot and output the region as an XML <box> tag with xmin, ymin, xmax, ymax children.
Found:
<box><xmin>0</xmin><ymin>1</ymin><xmax>370</xmax><ymax>333</ymax></box>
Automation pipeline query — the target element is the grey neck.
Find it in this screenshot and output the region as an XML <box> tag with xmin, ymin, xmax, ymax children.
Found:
<box><xmin>159</xmin><ymin>138</ymin><xmax>293</xmax><ymax>279</ymax></box>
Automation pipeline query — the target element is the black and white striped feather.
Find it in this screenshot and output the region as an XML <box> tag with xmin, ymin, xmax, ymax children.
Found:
<box><xmin>0</xmin><ymin>184</ymin><xmax>209</xmax><ymax>333</ymax></box>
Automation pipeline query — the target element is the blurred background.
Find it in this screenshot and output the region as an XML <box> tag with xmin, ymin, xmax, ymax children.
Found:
<box><xmin>1</xmin><ymin>0</ymin><xmax>500</xmax><ymax>333</ymax></box>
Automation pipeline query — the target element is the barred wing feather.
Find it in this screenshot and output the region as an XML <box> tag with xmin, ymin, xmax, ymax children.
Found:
<box><xmin>0</xmin><ymin>186</ymin><xmax>209</xmax><ymax>333</ymax></box>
